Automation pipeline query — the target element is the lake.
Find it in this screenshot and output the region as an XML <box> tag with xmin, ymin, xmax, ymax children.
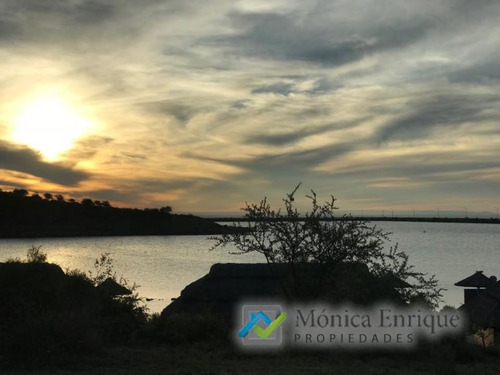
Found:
<box><xmin>0</xmin><ymin>221</ymin><xmax>498</xmax><ymax>313</ymax></box>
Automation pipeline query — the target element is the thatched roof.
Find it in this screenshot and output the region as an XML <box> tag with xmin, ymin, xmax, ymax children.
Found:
<box><xmin>162</xmin><ymin>262</ymin><xmax>406</xmax><ymax>318</ymax></box>
<box><xmin>97</xmin><ymin>278</ymin><xmax>132</xmax><ymax>296</ymax></box>
<box><xmin>163</xmin><ymin>264</ymin><xmax>283</xmax><ymax>317</ymax></box>
<box><xmin>379</xmin><ymin>272</ymin><xmax>412</xmax><ymax>289</ymax></box>
<box><xmin>455</xmin><ymin>271</ymin><xmax>494</xmax><ymax>288</ymax></box>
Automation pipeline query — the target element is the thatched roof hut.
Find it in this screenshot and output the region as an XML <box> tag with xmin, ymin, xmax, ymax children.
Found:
<box><xmin>162</xmin><ymin>262</ymin><xmax>410</xmax><ymax>318</ymax></box>
<box><xmin>163</xmin><ymin>264</ymin><xmax>283</xmax><ymax>317</ymax></box>
<box><xmin>380</xmin><ymin>272</ymin><xmax>412</xmax><ymax>289</ymax></box>
<box><xmin>97</xmin><ymin>278</ymin><xmax>132</xmax><ymax>296</ymax></box>
<box><xmin>455</xmin><ymin>271</ymin><xmax>495</xmax><ymax>288</ymax></box>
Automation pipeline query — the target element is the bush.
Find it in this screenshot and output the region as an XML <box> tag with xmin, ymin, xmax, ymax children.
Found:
<box><xmin>139</xmin><ymin>313</ymin><xmax>229</xmax><ymax>346</ymax></box>
<box><xmin>0</xmin><ymin>249</ymin><xmax>147</xmax><ymax>368</ymax></box>
<box><xmin>26</xmin><ymin>245</ymin><xmax>47</xmax><ymax>263</ymax></box>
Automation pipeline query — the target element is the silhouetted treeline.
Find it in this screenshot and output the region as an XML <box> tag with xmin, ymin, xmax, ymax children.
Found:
<box><xmin>0</xmin><ymin>189</ymin><xmax>239</xmax><ymax>238</ymax></box>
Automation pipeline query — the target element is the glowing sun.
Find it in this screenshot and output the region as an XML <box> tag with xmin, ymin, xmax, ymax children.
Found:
<box><xmin>11</xmin><ymin>96</ymin><xmax>93</xmax><ymax>160</ymax></box>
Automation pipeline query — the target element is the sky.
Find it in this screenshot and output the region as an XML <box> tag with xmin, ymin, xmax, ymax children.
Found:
<box><xmin>0</xmin><ymin>0</ymin><xmax>499</xmax><ymax>214</ymax></box>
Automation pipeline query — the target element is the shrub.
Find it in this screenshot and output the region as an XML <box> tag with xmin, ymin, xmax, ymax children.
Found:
<box><xmin>0</xmin><ymin>249</ymin><xmax>147</xmax><ymax>368</ymax></box>
<box><xmin>140</xmin><ymin>313</ymin><xmax>229</xmax><ymax>346</ymax></box>
<box><xmin>26</xmin><ymin>245</ymin><xmax>47</xmax><ymax>263</ymax></box>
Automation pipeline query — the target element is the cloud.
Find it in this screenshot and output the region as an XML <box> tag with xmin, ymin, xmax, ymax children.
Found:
<box><xmin>252</xmin><ymin>82</ymin><xmax>295</xmax><ymax>96</ymax></box>
<box><xmin>81</xmin><ymin>177</ymin><xmax>207</xmax><ymax>207</ymax></box>
<box><xmin>63</xmin><ymin>136</ymin><xmax>114</xmax><ymax>161</ymax></box>
<box><xmin>122</xmin><ymin>152</ymin><xmax>148</xmax><ymax>160</ymax></box>
<box><xmin>448</xmin><ymin>60</ymin><xmax>500</xmax><ymax>84</ymax></box>
<box><xmin>0</xmin><ymin>142</ymin><xmax>90</xmax><ymax>186</ymax></box>
<box><xmin>244</xmin><ymin>123</ymin><xmax>345</xmax><ymax>146</ymax></box>
<box><xmin>209</xmin><ymin>4</ymin><xmax>430</xmax><ymax>67</ymax></box>
<box><xmin>137</xmin><ymin>100</ymin><xmax>202</xmax><ymax>125</ymax></box>
<box><xmin>0</xmin><ymin>1</ymin><xmax>117</xmax><ymax>45</ymax></box>
<box><xmin>0</xmin><ymin>0</ymin><xmax>499</xmax><ymax>212</ymax></box>
<box><xmin>376</xmin><ymin>93</ymin><xmax>500</xmax><ymax>142</ymax></box>
<box><xmin>186</xmin><ymin>142</ymin><xmax>354</xmax><ymax>177</ymax></box>
<box><xmin>247</xmin><ymin>145</ymin><xmax>354</xmax><ymax>173</ymax></box>
<box><xmin>0</xmin><ymin>16</ymin><xmax>20</xmax><ymax>43</ymax></box>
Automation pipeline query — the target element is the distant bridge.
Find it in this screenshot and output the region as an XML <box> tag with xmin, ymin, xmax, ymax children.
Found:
<box><xmin>213</xmin><ymin>216</ymin><xmax>500</xmax><ymax>224</ymax></box>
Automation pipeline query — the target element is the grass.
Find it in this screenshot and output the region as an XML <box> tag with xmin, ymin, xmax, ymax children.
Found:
<box><xmin>2</xmin><ymin>344</ymin><xmax>500</xmax><ymax>375</ymax></box>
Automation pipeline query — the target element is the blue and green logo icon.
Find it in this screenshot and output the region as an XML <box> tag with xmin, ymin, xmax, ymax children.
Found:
<box><xmin>238</xmin><ymin>305</ymin><xmax>287</xmax><ymax>346</ymax></box>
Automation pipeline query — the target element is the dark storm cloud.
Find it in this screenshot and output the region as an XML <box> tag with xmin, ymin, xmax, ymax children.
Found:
<box><xmin>376</xmin><ymin>94</ymin><xmax>500</xmax><ymax>142</ymax></box>
<box><xmin>0</xmin><ymin>142</ymin><xmax>90</xmax><ymax>186</ymax></box>
<box><xmin>211</xmin><ymin>10</ymin><xmax>428</xmax><ymax>67</ymax></box>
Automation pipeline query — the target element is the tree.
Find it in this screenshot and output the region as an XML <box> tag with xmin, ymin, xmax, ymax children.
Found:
<box><xmin>211</xmin><ymin>184</ymin><xmax>443</xmax><ymax>308</ymax></box>
<box><xmin>81</xmin><ymin>198</ymin><xmax>95</xmax><ymax>206</ymax></box>
<box><xmin>12</xmin><ymin>188</ymin><xmax>28</xmax><ymax>198</ymax></box>
<box><xmin>160</xmin><ymin>206</ymin><xmax>173</xmax><ymax>214</ymax></box>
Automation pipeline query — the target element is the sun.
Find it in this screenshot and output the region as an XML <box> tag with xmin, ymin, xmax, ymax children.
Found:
<box><xmin>11</xmin><ymin>96</ymin><xmax>93</xmax><ymax>161</ymax></box>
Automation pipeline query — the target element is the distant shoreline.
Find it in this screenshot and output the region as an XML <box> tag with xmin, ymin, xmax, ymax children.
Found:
<box><xmin>214</xmin><ymin>217</ymin><xmax>500</xmax><ymax>224</ymax></box>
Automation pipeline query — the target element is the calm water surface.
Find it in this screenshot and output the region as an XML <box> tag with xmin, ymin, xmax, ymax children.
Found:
<box><xmin>0</xmin><ymin>222</ymin><xmax>498</xmax><ymax>312</ymax></box>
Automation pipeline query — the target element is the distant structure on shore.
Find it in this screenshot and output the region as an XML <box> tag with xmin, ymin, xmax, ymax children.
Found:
<box><xmin>456</xmin><ymin>271</ymin><xmax>500</xmax><ymax>346</ymax></box>
<box><xmin>214</xmin><ymin>216</ymin><xmax>500</xmax><ymax>225</ymax></box>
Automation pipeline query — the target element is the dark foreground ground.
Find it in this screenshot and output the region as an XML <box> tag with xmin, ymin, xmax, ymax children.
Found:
<box><xmin>3</xmin><ymin>343</ymin><xmax>500</xmax><ymax>375</ymax></box>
